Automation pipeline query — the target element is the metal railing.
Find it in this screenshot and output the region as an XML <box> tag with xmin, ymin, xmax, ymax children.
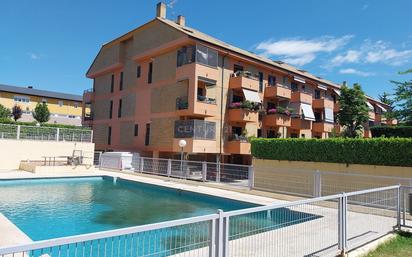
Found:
<box><xmin>129</xmin><ymin>157</ymin><xmax>253</xmax><ymax>189</ymax></box>
<box><xmin>0</xmin><ymin>185</ymin><xmax>404</xmax><ymax>257</ymax></box>
<box><xmin>254</xmin><ymin>166</ymin><xmax>412</xmax><ymax>198</ymax></box>
<box><xmin>0</xmin><ymin>124</ymin><xmax>93</xmax><ymax>142</ymax></box>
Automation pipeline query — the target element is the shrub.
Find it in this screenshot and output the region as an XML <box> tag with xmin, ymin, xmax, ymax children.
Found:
<box><xmin>0</xmin><ymin>104</ymin><xmax>11</xmax><ymax>119</ymax></box>
<box><xmin>371</xmin><ymin>126</ymin><xmax>412</xmax><ymax>138</ymax></box>
<box><xmin>32</xmin><ymin>103</ymin><xmax>50</xmax><ymax>123</ymax></box>
<box><xmin>11</xmin><ymin>105</ymin><xmax>22</xmax><ymax>121</ymax></box>
<box><xmin>251</xmin><ymin>138</ymin><xmax>412</xmax><ymax>167</ymax></box>
<box><xmin>0</xmin><ymin>119</ymin><xmax>89</xmax><ymax>130</ymax></box>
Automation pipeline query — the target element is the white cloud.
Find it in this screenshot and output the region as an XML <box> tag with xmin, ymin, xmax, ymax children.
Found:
<box><xmin>255</xmin><ymin>35</ymin><xmax>353</xmax><ymax>66</ymax></box>
<box><xmin>339</xmin><ymin>68</ymin><xmax>375</xmax><ymax>77</ymax></box>
<box><xmin>167</xmin><ymin>0</ymin><xmax>178</xmax><ymax>8</ymax></box>
<box><xmin>326</xmin><ymin>40</ymin><xmax>412</xmax><ymax>68</ymax></box>
<box><xmin>330</xmin><ymin>50</ymin><xmax>361</xmax><ymax>66</ymax></box>
<box><xmin>28</xmin><ymin>53</ymin><xmax>39</xmax><ymax>60</ymax></box>
<box><xmin>362</xmin><ymin>4</ymin><xmax>369</xmax><ymax>10</ymax></box>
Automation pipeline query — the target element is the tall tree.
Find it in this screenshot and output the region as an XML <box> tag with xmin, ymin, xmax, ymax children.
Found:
<box><xmin>32</xmin><ymin>103</ymin><xmax>50</xmax><ymax>123</ymax></box>
<box><xmin>337</xmin><ymin>83</ymin><xmax>369</xmax><ymax>138</ymax></box>
<box><xmin>11</xmin><ymin>105</ymin><xmax>23</xmax><ymax>121</ymax></box>
<box><xmin>378</xmin><ymin>92</ymin><xmax>397</xmax><ymax>121</ymax></box>
<box><xmin>0</xmin><ymin>104</ymin><xmax>11</xmax><ymax>119</ymax></box>
<box><xmin>390</xmin><ymin>69</ymin><xmax>412</xmax><ymax>125</ymax></box>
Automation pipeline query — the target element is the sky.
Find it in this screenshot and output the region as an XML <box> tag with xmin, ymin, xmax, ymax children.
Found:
<box><xmin>1</xmin><ymin>0</ymin><xmax>412</xmax><ymax>99</ymax></box>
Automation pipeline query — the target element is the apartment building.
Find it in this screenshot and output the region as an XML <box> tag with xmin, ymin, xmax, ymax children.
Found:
<box><xmin>0</xmin><ymin>84</ymin><xmax>83</xmax><ymax>126</ymax></box>
<box><xmin>84</xmin><ymin>2</ymin><xmax>392</xmax><ymax>164</ymax></box>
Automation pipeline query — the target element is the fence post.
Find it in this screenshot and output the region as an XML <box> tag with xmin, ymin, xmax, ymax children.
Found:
<box><xmin>216</xmin><ymin>209</ymin><xmax>224</xmax><ymax>257</ymax></box>
<box><xmin>338</xmin><ymin>193</ymin><xmax>348</xmax><ymax>256</ymax></box>
<box><xmin>167</xmin><ymin>159</ymin><xmax>172</xmax><ymax>177</ymax></box>
<box><xmin>216</xmin><ymin>161</ymin><xmax>221</xmax><ymax>183</ymax></box>
<box><xmin>209</xmin><ymin>218</ymin><xmax>217</xmax><ymax>257</ymax></box>
<box><xmin>313</xmin><ymin>170</ymin><xmax>322</xmax><ymax>197</ymax></box>
<box><xmin>139</xmin><ymin>157</ymin><xmax>144</xmax><ymax>173</ymax></box>
<box><xmin>16</xmin><ymin>125</ymin><xmax>20</xmax><ymax>140</ymax></box>
<box><xmin>397</xmin><ymin>185</ymin><xmax>401</xmax><ymax>229</ymax></box>
<box><xmin>248</xmin><ymin>166</ymin><xmax>254</xmax><ymax>190</ymax></box>
<box><xmin>56</xmin><ymin>128</ymin><xmax>60</xmax><ymax>141</ymax></box>
<box><xmin>202</xmin><ymin>161</ymin><xmax>207</xmax><ymax>182</ymax></box>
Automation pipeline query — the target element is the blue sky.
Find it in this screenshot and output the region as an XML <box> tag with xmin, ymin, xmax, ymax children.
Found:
<box><xmin>1</xmin><ymin>0</ymin><xmax>411</xmax><ymax>98</ymax></box>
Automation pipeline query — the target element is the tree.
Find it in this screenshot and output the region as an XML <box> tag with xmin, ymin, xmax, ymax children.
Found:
<box><xmin>337</xmin><ymin>83</ymin><xmax>369</xmax><ymax>138</ymax></box>
<box><xmin>32</xmin><ymin>103</ymin><xmax>50</xmax><ymax>123</ymax></box>
<box><xmin>390</xmin><ymin>69</ymin><xmax>412</xmax><ymax>125</ymax></box>
<box><xmin>378</xmin><ymin>92</ymin><xmax>397</xmax><ymax>121</ymax></box>
<box><xmin>0</xmin><ymin>104</ymin><xmax>11</xmax><ymax>119</ymax></box>
<box><xmin>11</xmin><ymin>105</ymin><xmax>23</xmax><ymax>121</ymax></box>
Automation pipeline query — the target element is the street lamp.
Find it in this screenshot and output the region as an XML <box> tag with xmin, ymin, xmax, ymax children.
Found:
<box><xmin>178</xmin><ymin>139</ymin><xmax>187</xmax><ymax>177</ymax></box>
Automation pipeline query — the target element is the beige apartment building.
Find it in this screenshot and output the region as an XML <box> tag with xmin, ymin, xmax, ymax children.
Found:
<box><xmin>84</xmin><ymin>2</ymin><xmax>392</xmax><ymax>164</ymax></box>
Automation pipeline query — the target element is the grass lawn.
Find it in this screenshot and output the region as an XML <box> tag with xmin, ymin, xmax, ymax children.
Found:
<box><xmin>363</xmin><ymin>232</ymin><xmax>412</xmax><ymax>257</ymax></box>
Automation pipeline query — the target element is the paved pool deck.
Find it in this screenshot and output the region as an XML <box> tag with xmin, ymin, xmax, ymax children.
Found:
<box><xmin>0</xmin><ymin>169</ymin><xmax>409</xmax><ymax>257</ymax></box>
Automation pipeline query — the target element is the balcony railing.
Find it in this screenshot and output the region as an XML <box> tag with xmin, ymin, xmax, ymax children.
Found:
<box><xmin>197</xmin><ymin>95</ymin><xmax>216</xmax><ymax>105</ymax></box>
<box><xmin>174</xmin><ymin>120</ymin><xmax>216</xmax><ymax>140</ymax></box>
<box><xmin>176</xmin><ymin>96</ymin><xmax>189</xmax><ymax>110</ymax></box>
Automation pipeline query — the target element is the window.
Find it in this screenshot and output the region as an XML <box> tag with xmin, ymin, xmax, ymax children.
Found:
<box><xmin>177</xmin><ymin>46</ymin><xmax>195</xmax><ymax>67</ymax></box>
<box><xmin>14</xmin><ymin>96</ymin><xmax>30</xmax><ymax>103</ymax></box>
<box><xmin>282</xmin><ymin>76</ymin><xmax>288</xmax><ymax>85</ymax></box>
<box><xmin>119</xmin><ymin>72</ymin><xmax>124</xmax><ymax>91</ymax></box>
<box><xmin>315</xmin><ymin>89</ymin><xmax>321</xmax><ymax>99</ymax></box>
<box><xmin>118</xmin><ymin>99</ymin><xmax>122</xmax><ymax>118</ymax></box>
<box><xmin>196</xmin><ymin>45</ymin><xmax>218</xmax><ymax>67</ymax></box>
<box><xmin>109</xmin><ymin>100</ymin><xmax>113</xmax><ymax>119</ymax></box>
<box><xmin>74</xmin><ymin>102</ymin><xmax>79</xmax><ymax>108</ymax></box>
<box><xmin>267</xmin><ymin>102</ymin><xmax>276</xmax><ymax>109</ymax></box>
<box><xmin>232</xmin><ymin>126</ymin><xmax>242</xmax><ymax>136</ymax></box>
<box><xmin>58</xmin><ymin>100</ymin><xmax>64</xmax><ymax>107</ymax></box>
<box><xmin>291</xmin><ymin>133</ymin><xmax>298</xmax><ymax>138</ymax></box>
<box><xmin>258</xmin><ymin>72</ymin><xmax>263</xmax><ymax>92</ymax></box>
<box><xmin>291</xmin><ymin>83</ymin><xmax>298</xmax><ymax>92</ymax></box>
<box><xmin>134</xmin><ymin>124</ymin><xmax>139</xmax><ymax>137</ymax></box>
<box><xmin>110</xmin><ymin>74</ymin><xmax>114</xmax><ymax>92</ymax></box>
<box><xmin>145</xmin><ymin>124</ymin><xmax>150</xmax><ymax>145</ymax></box>
<box><xmin>301</xmin><ymin>134</ymin><xmax>305</xmax><ymax>138</ymax></box>
<box><xmin>41</xmin><ymin>98</ymin><xmax>47</xmax><ymax>103</ymax></box>
<box><xmin>148</xmin><ymin>62</ymin><xmax>153</xmax><ymax>84</ymax></box>
<box><xmin>107</xmin><ymin>126</ymin><xmax>112</xmax><ymax>145</ymax></box>
<box><xmin>268</xmin><ymin>75</ymin><xmax>276</xmax><ymax>86</ymax></box>
<box><xmin>136</xmin><ymin>65</ymin><xmax>141</xmax><ymax>78</ymax></box>
<box><xmin>332</xmin><ymin>94</ymin><xmax>337</xmax><ymax>103</ymax></box>
<box><xmin>267</xmin><ymin>130</ymin><xmax>278</xmax><ymax>138</ymax></box>
<box><xmin>234</xmin><ymin>64</ymin><xmax>244</xmax><ymax>74</ymax></box>
<box><xmin>257</xmin><ymin>129</ymin><xmax>262</xmax><ymax>138</ymax></box>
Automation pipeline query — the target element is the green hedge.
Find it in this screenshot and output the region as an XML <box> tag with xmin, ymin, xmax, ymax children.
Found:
<box><xmin>251</xmin><ymin>138</ymin><xmax>412</xmax><ymax>167</ymax></box>
<box><xmin>371</xmin><ymin>126</ymin><xmax>412</xmax><ymax>138</ymax></box>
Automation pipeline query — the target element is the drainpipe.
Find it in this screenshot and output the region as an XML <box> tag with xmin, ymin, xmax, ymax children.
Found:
<box><xmin>219</xmin><ymin>53</ymin><xmax>229</xmax><ymax>164</ymax></box>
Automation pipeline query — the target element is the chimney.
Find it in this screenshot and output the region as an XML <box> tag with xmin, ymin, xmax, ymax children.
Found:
<box><xmin>27</xmin><ymin>86</ymin><xmax>33</xmax><ymax>89</ymax></box>
<box><xmin>176</xmin><ymin>15</ymin><xmax>185</xmax><ymax>26</ymax></box>
<box><xmin>156</xmin><ymin>2</ymin><xmax>166</xmax><ymax>19</ymax></box>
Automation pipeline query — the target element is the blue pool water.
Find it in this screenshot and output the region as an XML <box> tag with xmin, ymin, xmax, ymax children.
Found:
<box><xmin>0</xmin><ymin>176</ymin><xmax>256</xmax><ymax>241</ymax></box>
<box><xmin>0</xmin><ymin>176</ymin><xmax>320</xmax><ymax>257</ymax></box>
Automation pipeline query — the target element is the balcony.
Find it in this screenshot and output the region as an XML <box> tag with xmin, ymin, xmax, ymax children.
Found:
<box><xmin>263</xmin><ymin>113</ymin><xmax>291</xmax><ymax>127</ymax></box>
<box><xmin>312</xmin><ymin>122</ymin><xmax>334</xmax><ymax>133</ymax></box>
<box><xmin>173</xmin><ymin>120</ymin><xmax>217</xmax><ymax>153</ymax></box>
<box><xmin>264</xmin><ymin>83</ymin><xmax>291</xmax><ymax>99</ymax></box>
<box><xmin>291</xmin><ymin>118</ymin><xmax>312</xmax><ymax>130</ymax></box>
<box><xmin>176</xmin><ymin>62</ymin><xmax>219</xmax><ymax>82</ymax></box>
<box><xmin>83</xmin><ymin>88</ymin><xmax>94</xmax><ymax>104</ymax></box>
<box><xmin>172</xmin><ymin>138</ymin><xmax>217</xmax><ymax>153</ymax></box>
<box><xmin>312</xmin><ymin>98</ymin><xmax>334</xmax><ymax>109</ymax></box>
<box><xmin>227</xmin><ymin>108</ymin><xmax>258</xmax><ymax>123</ymax></box>
<box><xmin>291</xmin><ymin>91</ymin><xmax>312</xmax><ymax>104</ymax></box>
<box><xmin>225</xmin><ymin>136</ymin><xmax>251</xmax><ymax>155</ymax></box>
<box><xmin>229</xmin><ymin>72</ymin><xmax>259</xmax><ymax>91</ymax></box>
<box><xmin>176</xmin><ymin>96</ymin><xmax>218</xmax><ymax>117</ymax></box>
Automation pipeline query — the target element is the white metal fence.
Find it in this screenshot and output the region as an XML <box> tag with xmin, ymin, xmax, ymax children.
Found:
<box><xmin>0</xmin><ymin>185</ymin><xmax>404</xmax><ymax>257</ymax></box>
<box><xmin>254</xmin><ymin>166</ymin><xmax>412</xmax><ymax>198</ymax></box>
<box><xmin>129</xmin><ymin>157</ymin><xmax>253</xmax><ymax>189</ymax></box>
<box><xmin>0</xmin><ymin>124</ymin><xmax>93</xmax><ymax>142</ymax></box>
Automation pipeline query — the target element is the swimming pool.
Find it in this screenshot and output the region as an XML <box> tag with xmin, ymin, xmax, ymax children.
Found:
<box><xmin>0</xmin><ymin>176</ymin><xmax>256</xmax><ymax>241</ymax></box>
<box><xmin>0</xmin><ymin>176</ymin><xmax>320</xmax><ymax>257</ymax></box>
